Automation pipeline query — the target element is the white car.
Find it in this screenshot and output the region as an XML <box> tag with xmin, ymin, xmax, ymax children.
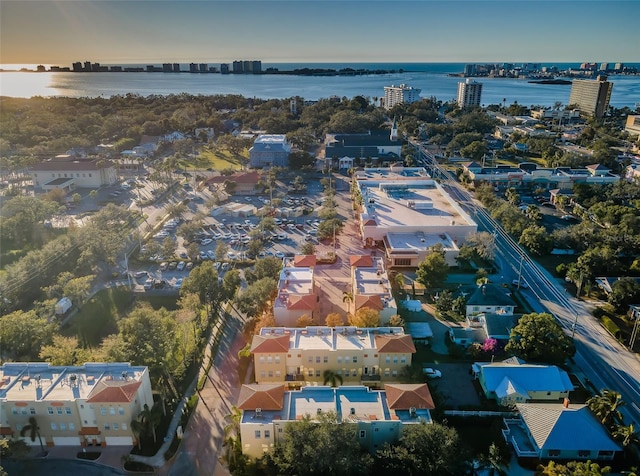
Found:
<box><xmin>173</xmin><ymin>278</ymin><xmax>183</xmax><ymax>289</ymax></box>
<box><xmin>201</xmin><ymin>238</ymin><xmax>213</xmax><ymax>246</ymax></box>
<box><xmin>176</xmin><ymin>261</ymin><xmax>185</xmax><ymax>271</ymax></box>
<box><xmin>143</xmin><ymin>278</ymin><xmax>154</xmax><ymax>290</ymax></box>
<box><xmin>422</xmin><ymin>368</ymin><xmax>442</xmax><ymax>379</ymax></box>
<box><xmin>207</xmin><ymin>250</ymin><xmax>215</xmax><ymax>259</ymax></box>
<box><xmin>227</xmin><ymin>251</ymin><xmax>237</xmax><ymax>260</ymax></box>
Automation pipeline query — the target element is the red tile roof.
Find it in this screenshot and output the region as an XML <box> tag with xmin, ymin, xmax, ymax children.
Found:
<box><xmin>385</xmin><ymin>384</ymin><xmax>435</xmax><ymax>410</ymax></box>
<box><xmin>250</xmin><ymin>334</ymin><xmax>290</xmax><ymax>354</ymax></box>
<box><xmin>207</xmin><ymin>171</ymin><xmax>260</xmax><ymax>184</ymax></box>
<box><xmin>293</xmin><ymin>255</ymin><xmax>316</xmax><ymax>267</ymax></box>
<box><xmin>362</xmin><ymin>218</ymin><xmax>377</xmax><ymax>226</ymax></box>
<box><xmin>350</xmin><ymin>255</ymin><xmax>373</xmax><ymax>267</ymax></box>
<box><xmin>355</xmin><ymin>294</ymin><xmax>383</xmax><ymax>311</ymax></box>
<box><xmin>237</xmin><ymin>384</ymin><xmax>285</xmax><ymax>410</ymax></box>
<box><xmin>0</xmin><ymin>427</ymin><xmax>13</xmax><ymax>435</ymax></box>
<box><xmin>86</xmin><ymin>380</ymin><xmax>141</xmax><ymax>403</ymax></box>
<box><xmin>375</xmin><ymin>334</ymin><xmax>416</xmax><ymax>354</ymax></box>
<box><xmin>287</xmin><ymin>294</ymin><xmax>317</xmax><ymax>311</ymax></box>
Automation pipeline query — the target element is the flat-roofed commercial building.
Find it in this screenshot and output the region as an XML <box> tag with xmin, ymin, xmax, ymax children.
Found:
<box><xmin>30</xmin><ymin>156</ymin><xmax>117</xmax><ymax>191</ymax></box>
<box><xmin>568</xmin><ymin>76</ymin><xmax>613</xmax><ymax>118</ymax></box>
<box><xmin>251</xmin><ymin>326</ymin><xmax>415</xmax><ymax>387</ymax></box>
<box><xmin>0</xmin><ymin>362</ymin><xmax>153</xmax><ymax>447</ymax></box>
<box><xmin>383</xmin><ymin>83</ymin><xmax>421</xmax><ymax>110</ymax></box>
<box><xmin>354</xmin><ymin>167</ymin><xmax>476</xmax><ymax>267</ymax></box>
<box><xmin>238</xmin><ymin>383</ymin><xmax>434</xmax><ymax>458</ymax></box>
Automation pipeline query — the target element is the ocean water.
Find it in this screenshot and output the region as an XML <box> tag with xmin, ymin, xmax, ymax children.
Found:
<box><xmin>1</xmin><ymin>63</ymin><xmax>639</xmax><ymax>108</ymax></box>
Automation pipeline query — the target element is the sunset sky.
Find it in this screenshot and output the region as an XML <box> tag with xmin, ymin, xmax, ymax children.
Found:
<box><xmin>1</xmin><ymin>0</ymin><xmax>639</xmax><ymax>65</ymax></box>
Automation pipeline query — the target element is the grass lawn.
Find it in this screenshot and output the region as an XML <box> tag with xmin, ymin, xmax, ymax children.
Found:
<box><xmin>179</xmin><ymin>147</ymin><xmax>247</xmax><ymax>171</ymax></box>
<box><xmin>61</xmin><ymin>287</ymin><xmax>134</xmax><ymax>347</ymax></box>
<box><xmin>138</xmin><ymin>295</ymin><xmax>180</xmax><ymax>311</ymax></box>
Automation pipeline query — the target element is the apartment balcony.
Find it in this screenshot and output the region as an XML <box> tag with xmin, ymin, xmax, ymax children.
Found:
<box><xmin>285</xmin><ymin>374</ymin><xmax>306</xmax><ymax>382</ymax></box>
<box><xmin>361</xmin><ymin>374</ymin><xmax>381</xmax><ymax>382</ymax></box>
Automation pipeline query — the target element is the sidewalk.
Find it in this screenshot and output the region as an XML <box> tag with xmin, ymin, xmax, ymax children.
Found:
<box><xmin>158</xmin><ymin>305</ymin><xmax>250</xmax><ymax>476</ymax></box>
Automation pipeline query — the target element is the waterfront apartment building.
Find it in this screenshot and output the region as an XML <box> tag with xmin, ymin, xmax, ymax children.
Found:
<box><xmin>383</xmin><ymin>84</ymin><xmax>421</xmax><ymax>110</ymax></box>
<box><xmin>250</xmin><ymin>326</ymin><xmax>416</xmax><ymax>388</ymax></box>
<box><xmin>457</xmin><ymin>79</ymin><xmax>483</xmax><ymax>108</ymax></box>
<box><xmin>568</xmin><ymin>76</ymin><xmax>613</xmax><ymax>118</ymax></box>
<box><xmin>0</xmin><ymin>362</ymin><xmax>153</xmax><ymax>447</ymax></box>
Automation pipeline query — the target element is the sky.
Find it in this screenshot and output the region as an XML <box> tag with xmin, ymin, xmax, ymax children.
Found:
<box><xmin>1</xmin><ymin>0</ymin><xmax>639</xmax><ymax>65</ymax></box>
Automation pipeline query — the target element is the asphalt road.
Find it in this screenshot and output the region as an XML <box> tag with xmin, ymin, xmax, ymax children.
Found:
<box><xmin>413</xmin><ymin>140</ymin><xmax>640</xmax><ymax>425</ymax></box>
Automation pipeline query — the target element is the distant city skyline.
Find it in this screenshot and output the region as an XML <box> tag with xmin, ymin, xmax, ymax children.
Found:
<box><xmin>1</xmin><ymin>1</ymin><xmax>639</xmax><ymax>65</ymax></box>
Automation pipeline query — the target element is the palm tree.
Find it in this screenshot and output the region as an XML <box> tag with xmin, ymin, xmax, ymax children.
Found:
<box><xmin>342</xmin><ymin>291</ymin><xmax>353</xmax><ymax>313</ymax></box>
<box><xmin>130</xmin><ymin>419</ymin><xmax>144</xmax><ymax>450</ymax></box>
<box><xmin>587</xmin><ymin>389</ymin><xmax>625</xmax><ymax>428</ymax></box>
<box><xmin>478</xmin><ymin>442</ymin><xmax>508</xmax><ymax>476</ymax></box>
<box><xmin>323</xmin><ymin>369</ymin><xmax>343</xmax><ymax>387</ymax></box>
<box><xmin>221</xmin><ymin>406</ymin><xmax>243</xmax><ymax>468</ymax></box>
<box><xmin>19</xmin><ymin>416</ymin><xmax>45</xmax><ymax>455</ymax></box>
<box><xmin>138</xmin><ymin>404</ymin><xmax>161</xmax><ymax>443</ymax></box>
<box><xmin>613</xmin><ymin>423</ymin><xmax>639</xmax><ymax>447</ymax></box>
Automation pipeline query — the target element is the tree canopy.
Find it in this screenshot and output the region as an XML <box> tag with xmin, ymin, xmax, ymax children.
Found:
<box><xmin>416</xmin><ymin>244</ymin><xmax>450</xmax><ymax>289</ymax></box>
<box><xmin>505</xmin><ymin>312</ymin><xmax>575</xmax><ymax>365</ymax></box>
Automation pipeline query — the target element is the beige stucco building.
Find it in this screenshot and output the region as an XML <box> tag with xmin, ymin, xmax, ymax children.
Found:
<box><xmin>349</xmin><ymin>255</ymin><xmax>397</xmax><ymax>323</ymax></box>
<box><xmin>250</xmin><ymin>326</ymin><xmax>416</xmax><ymax>388</ymax></box>
<box><xmin>273</xmin><ymin>263</ymin><xmax>319</xmax><ymax>326</ymax></box>
<box><xmin>238</xmin><ymin>383</ymin><xmax>434</xmax><ymax>458</ymax></box>
<box><xmin>0</xmin><ymin>362</ymin><xmax>153</xmax><ymax>447</ymax></box>
<box><xmin>30</xmin><ymin>155</ymin><xmax>117</xmax><ymax>191</ymax></box>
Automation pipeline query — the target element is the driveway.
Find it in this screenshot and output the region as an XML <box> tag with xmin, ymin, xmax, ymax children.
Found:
<box><xmin>424</xmin><ymin>362</ymin><xmax>481</xmax><ymax>409</ymax></box>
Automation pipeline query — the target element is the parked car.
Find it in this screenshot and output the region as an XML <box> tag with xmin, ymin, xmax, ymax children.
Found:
<box><xmin>512</xmin><ymin>279</ymin><xmax>529</xmax><ymax>289</ymax></box>
<box><xmin>185</xmin><ymin>262</ymin><xmax>193</xmax><ymax>270</ymax></box>
<box><xmin>168</xmin><ymin>261</ymin><xmax>178</xmax><ymax>270</ymax></box>
<box><xmin>134</xmin><ymin>271</ymin><xmax>148</xmax><ymax>279</ymax></box>
<box><xmin>159</xmin><ymin>262</ymin><xmax>169</xmax><ymax>271</ymax></box>
<box><xmin>176</xmin><ymin>261</ymin><xmax>185</xmax><ymax>271</ymax></box>
<box><xmin>422</xmin><ymin>368</ymin><xmax>442</xmax><ymax>379</ymax></box>
<box><xmin>201</xmin><ymin>238</ymin><xmax>213</xmax><ymax>246</ymax></box>
<box><xmin>173</xmin><ymin>278</ymin><xmax>184</xmax><ymax>289</ymax></box>
<box><xmin>143</xmin><ymin>278</ymin><xmax>154</xmax><ymax>290</ymax></box>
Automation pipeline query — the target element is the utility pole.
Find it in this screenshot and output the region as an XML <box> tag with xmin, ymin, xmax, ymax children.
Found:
<box><xmin>516</xmin><ymin>256</ymin><xmax>524</xmax><ymax>289</ymax></box>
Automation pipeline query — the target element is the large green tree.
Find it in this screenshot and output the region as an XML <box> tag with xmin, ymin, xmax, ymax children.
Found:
<box><xmin>263</xmin><ymin>411</ymin><xmax>374</xmax><ymax>476</ymax></box>
<box><xmin>505</xmin><ymin>312</ymin><xmax>575</xmax><ymax>364</ymax></box>
<box><xmin>416</xmin><ymin>244</ymin><xmax>450</xmax><ymax>289</ymax></box>
<box><xmin>117</xmin><ymin>304</ymin><xmax>178</xmax><ymax>376</ymax></box>
<box><xmin>0</xmin><ymin>309</ymin><xmax>56</xmax><ymax>360</ymax></box>
<box><xmin>375</xmin><ymin>422</ymin><xmax>468</xmax><ymax>476</ymax></box>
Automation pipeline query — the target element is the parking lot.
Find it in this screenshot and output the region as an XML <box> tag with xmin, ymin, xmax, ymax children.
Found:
<box><xmin>132</xmin><ymin>173</ymin><xmax>334</xmax><ymax>293</ymax></box>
